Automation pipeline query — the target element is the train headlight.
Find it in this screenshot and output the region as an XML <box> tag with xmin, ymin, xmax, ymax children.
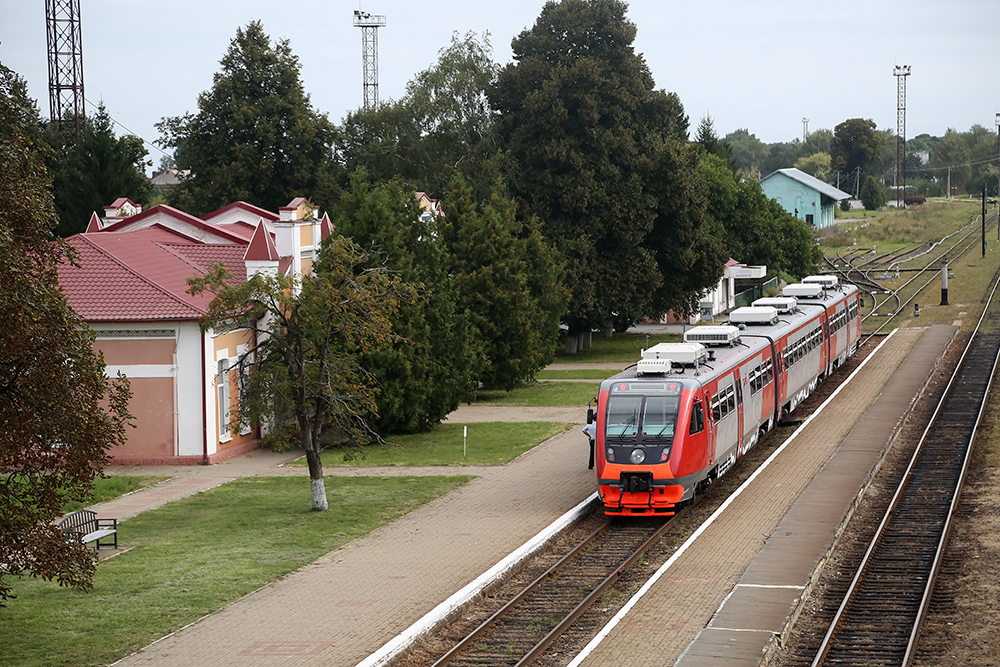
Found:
<box><xmin>630</xmin><ymin>449</ymin><xmax>645</xmax><ymax>464</ymax></box>
<box><xmin>660</xmin><ymin>448</ymin><xmax>669</xmax><ymax>462</ymax></box>
<box><xmin>606</xmin><ymin>448</ymin><xmax>615</xmax><ymax>461</ymax></box>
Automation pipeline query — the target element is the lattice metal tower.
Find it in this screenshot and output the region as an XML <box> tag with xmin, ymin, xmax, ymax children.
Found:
<box><xmin>46</xmin><ymin>0</ymin><xmax>86</xmax><ymax>133</ymax></box>
<box><xmin>353</xmin><ymin>10</ymin><xmax>386</xmax><ymax>111</ymax></box>
<box><xmin>894</xmin><ymin>65</ymin><xmax>911</xmax><ymax>208</ymax></box>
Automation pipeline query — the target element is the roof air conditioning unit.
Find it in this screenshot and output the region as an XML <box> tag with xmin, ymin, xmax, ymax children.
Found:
<box><xmin>783</xmin><ymin>283</ymin><xmax>824</xmax><ymax>299</ymax></box>
<box><xmin>638</xmin><ymin>342</ymin><xmax>708</xmax><ymax>373</ymax></box>
<box><xmin>802</xmin><ymin>275</ymin><xmax>839</xmax><ymax>289</ymax></box>
<box><xmin>752</xmin><ymin>296</ymin><xmax>797</xmax><ymax>314</ymax></box>
<box><xmin>683</xmin><ymin>325</ymin><xmax>741</xmax><ymax>346</ymax></box>
<box><xmin>729</xmin><ymin>306</ymin><xmax>779</xmax><ymax>325</ymax></box>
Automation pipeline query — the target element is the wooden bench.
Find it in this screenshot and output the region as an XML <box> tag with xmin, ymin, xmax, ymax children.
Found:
<box><xmin>58</xmin><ymin>509</ymin><xmax>118</xmax><ymax>550</ymax></box>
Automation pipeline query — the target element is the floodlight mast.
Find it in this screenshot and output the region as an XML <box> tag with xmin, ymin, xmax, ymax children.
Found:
<box><xmin>353</xmin><ymin>10</ymin><xmax>387</xmax><ymax>111</ymax></box>
<box><xmin>46</xmin><ymin>0</ymin><xmax>86</xmax><ymax>134</ymax></box>
<box><xmin>894</xmin><ymin>65</ymin><xmax>911</xmax><ymax>209</ymax></box>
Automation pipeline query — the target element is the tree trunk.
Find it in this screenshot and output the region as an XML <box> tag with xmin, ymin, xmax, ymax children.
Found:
<box><xmin>564</xmin><ymin>335</ymin><xmax>578</xmax><ymax>355</ymax></box>
<box><xmin>302</xmin><ymin>431</ymin><xmax>328</xmax><ymax>511</ymax></box>
<box><xmin>581</xmin><ymin>330</ymin><xmax>592</xmax><ymax>350</ymax></box>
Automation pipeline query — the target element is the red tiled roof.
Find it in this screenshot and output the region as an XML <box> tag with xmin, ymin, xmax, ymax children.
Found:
<box><xmin>60</xmin><ymin>233</ymin><xmax>207</xmax><ymax>321</ymax></box>
<box><xmin>85</xmin><ymin>212</ymin><xmax>102</xmax><ymax>233</ymax></box>
<box><xmin>244</xmin><ymin>220</ymin><xmax>280</xmax><ymax>261</ymax></box>
<box><xmin>202</xmin><ymin>201</ymin><xmax>279</xmax><ymax>223</ymax></box>
<box><xmin>97</xmin><ymin>204</ymin><xmax>248</xmax><ymax>244</ymax></box>
<box><xmin>58</xmin><ymin>227</ymin><xmax>253</xmax><ymax>322</ymax></box>
<box><xmin>320</xmin><ymin>212</ymin><xmax>333</xmax><ymax>241</ymax></box>
<box><xmin>280</xmin><ymin>197</ymin><xmax>309</xmax><ymax>211</ymax></box>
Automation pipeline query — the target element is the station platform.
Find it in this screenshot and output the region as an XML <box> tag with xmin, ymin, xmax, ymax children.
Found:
<box><xmin>571</xmin><ymin>325</ymin><xmax>956</xmax><ymax>667</ymax></box>
<box><xmin>108</xmin><ymin>325</ymin><xmax>955</xmax><ymax>667</ymax></box>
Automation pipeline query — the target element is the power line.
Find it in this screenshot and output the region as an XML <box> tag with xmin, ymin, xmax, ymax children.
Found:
<box><xmin>82</xmin><ymin>95</ymin><xmax>171</xmax><ymax>159</ymax></box>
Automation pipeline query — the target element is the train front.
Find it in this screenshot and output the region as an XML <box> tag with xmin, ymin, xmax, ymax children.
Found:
<box><xmin>595</xmin><ymin>376</ymin><xmax>696</xmax><ymax>516</ymax></box>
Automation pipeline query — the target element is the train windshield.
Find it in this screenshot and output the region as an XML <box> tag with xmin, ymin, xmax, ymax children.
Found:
<box><xmin>605</xmin><ymin>382</ymin><xmax>683</xmax><ymax>443</ymax></box>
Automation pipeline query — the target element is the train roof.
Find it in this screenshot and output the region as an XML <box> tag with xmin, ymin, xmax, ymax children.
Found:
<box><xmin>601</xmin><ymin>283</ymin><xmax>857</xmax><ymax>390</ymax></box>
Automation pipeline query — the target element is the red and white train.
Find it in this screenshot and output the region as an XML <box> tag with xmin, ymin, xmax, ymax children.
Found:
<box><xmin>595</xmin><ymin>277</ymin><xmax>861</xmax><ymax>517</ymax></box>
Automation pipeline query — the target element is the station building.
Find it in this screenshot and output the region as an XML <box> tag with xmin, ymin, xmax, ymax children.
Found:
<box><xmin>760</xmin><ymin>167</ymin><xmax>851</xmax><ymax>229</ymax></box>
<box><xmin>57</xmin><ymin>197</ymin><xmax>332</xmax><ymax>465</ymax></box>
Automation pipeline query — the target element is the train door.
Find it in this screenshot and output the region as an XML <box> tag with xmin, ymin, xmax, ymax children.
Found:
<box><xmin>822</xmin><ymin>315</ymin><xmax>831</xmax><ymax>377</ymax></box>
<box><xmin>735</xmin><ymin>370</ymin><xmax>745</xmax><ymax>455</ymax></box>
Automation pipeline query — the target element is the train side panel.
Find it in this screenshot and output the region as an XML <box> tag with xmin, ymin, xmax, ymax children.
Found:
<box><xmin>595</xmin><ymin>282</ymin><xmax>860</xmax><ymax>517</ymax></box>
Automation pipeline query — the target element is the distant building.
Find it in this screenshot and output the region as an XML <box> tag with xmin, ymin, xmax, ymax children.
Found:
<box><xmin>150</xmin><ymin>167</ymin><xmax>188</xmax><ymax>192</ymax></box>
<box><xmin>58</xmin><ymin>197</ymin><xmax>333</xmax><ymax>465</ymax></box>
<box><xmin>760</xmin><ymin>167</ymin><xmax>850</xmax><ymax>229</ymax></box>
<box><xmin>665</xmin><ymin>259</ymin><xmax>767</xmax><ymax>324</ymax></box>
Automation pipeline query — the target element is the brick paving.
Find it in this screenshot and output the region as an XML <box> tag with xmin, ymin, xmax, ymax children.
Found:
<box><xmin>107</xmin><ymin>407</ymin><xmax>595</xmax><ymax>666</ymax></box>
<box><xmin>96</xmin><ymin>326</ymin><xmax>952</xmax><ymax>667</ymax></box>
<box><xmin>573</xmin><ymin>326</ymin><xmax>955</xmax><ymax>667</ymax></box>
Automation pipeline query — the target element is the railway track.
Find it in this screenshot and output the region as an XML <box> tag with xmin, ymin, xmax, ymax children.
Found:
<box><xmin>824</xmin><ymin>213</ymin><xmax>996</xmax><ymax>336</ymax></box>
<box><xmin>423</xmin><ymin>516</ymin><xmax>672</xmax><ymax>667</ymax></box>
<box><xmin>395</xmin><ymin>345</ymin><xmax>876</xmax><ymax>667</ymax></box>
<box><xmin>796</xmin><ymin>273</ymin><xmax>1000</xmax><ymax>666</ymax></box>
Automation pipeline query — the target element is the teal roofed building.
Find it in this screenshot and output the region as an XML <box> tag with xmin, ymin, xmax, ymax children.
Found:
<box><xmin>760</xmin><ymin>167</ymin><xmax>851</xmax><ymax>229</ymax></box>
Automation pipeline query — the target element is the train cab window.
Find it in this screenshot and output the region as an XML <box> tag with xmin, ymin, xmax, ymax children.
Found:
<box><xmin>641</xmin><ymin>396</ymin><xmax>679</xmax><ymax>438</ymax></box>
<box><xmin>606</xmin><ymin>396</ymin><xmax>641</xmax><ymax>438</ymax></box>
<box><xmin>689</xmin><ymin>399</ymin><xmax>705</xmax><ymax>435</ymax></box>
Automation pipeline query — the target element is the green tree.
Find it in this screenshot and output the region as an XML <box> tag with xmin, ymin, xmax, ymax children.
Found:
<box><xmin>441</xmin><ymin>176</ymin><xmax>567</xmax><ymax>390</ymax></box>
<box><xmin>831</xmin><ymin>118</ymin><xmax>884</xmax><ymax>176</ymax></box>
<box><xmin>700</xmin><ymin>153</ymin><xmax>820</xmax><ymax>278</ymax></box>
<box><xmin>794</xmin><ymin>152</ymin><xmax>832</xmax><ymax>181</ymax></box>
<box><xmin>188</xmin><ymin>236</ymin><xmax>411</xmax><ymax>510</ymax></box>
<box><xmin>47</xmin><ymin>104</ymin><xmax>152</xmax><ymax>237</ymax></box>
<box><xmin>725</xmin><ymin>128</ymin><xmax>770</xmax><ymax>176</ymax></box>
<box><xmin>930</xmin><ymin>128</ymin><xmax>971</xmax><ymax>194</ymax></box>
<box><xmin>158</xmin><ymin>21</ymin><xmax>339</xmax><ymax>215</ymax></box>
<box><xmin>860</xmin><ymin>174</ymin><xmax>886</xmax><ymax>210</ymax></box>
<box><xmin>695</xmin><ymin>113</ymin><xmax>732</xmax><ymax>168</ymax></box>
<box><xmin>492</xmin><ymin>0</ymin><xmax>711</xmax><ymax>336</ymax></box>
<box><xmin>0</xmin><ymin>63</ymin><xmax>132</xmax><ymax>604</ymax></box>
<box><xmin>646</xmin><ymin>140</ymin><xmax>727</xmax><ymax>318</ymax></box>
<box><xmin>330</xmin><ymin>171</ymin><xmax>479</xmax><ymax>432</ymax></box>
<box><xmin>339</xmin><ymin>31</ymin><xmax>501</xmax><ymax>202</ymax></box>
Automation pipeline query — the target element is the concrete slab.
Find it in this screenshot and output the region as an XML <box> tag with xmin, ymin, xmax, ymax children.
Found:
<box><xmin>568</xmin><ymin>326</ymin><xmax>956</xmax><ymax>667</ymax></box>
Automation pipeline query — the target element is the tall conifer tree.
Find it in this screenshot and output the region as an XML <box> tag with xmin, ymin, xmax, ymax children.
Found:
<box><xmin>492</xmin><ymin>0</ymin><xmax>718</xmax><ymax>334</ymax></box>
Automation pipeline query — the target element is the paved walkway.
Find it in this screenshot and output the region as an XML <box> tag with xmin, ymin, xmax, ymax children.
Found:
<box><xmin>101</xmin><ymin>402</ymin><xmax>595</xmax><ymax>666</ymax></box>
<box><xmin>93</xmin><ymin>326</ymin><xmax>951</xmax><ymax>667</ymax></box>
<box><xmin>573</xmin><ymin>325</ymin><xmax>955</xmax><ymax>666</ymax></box>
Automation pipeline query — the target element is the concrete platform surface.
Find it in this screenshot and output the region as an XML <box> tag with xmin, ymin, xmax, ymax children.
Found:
<box><xmin>570</xmin><ymin>325</ymin><xmax>955</xmax><ymax>667</ymax></box>
<box><xmin>98</xmin><ymin>325</ymin><xmax>955</xmax><ymax>667</ymax></box>
<box><xmin>109</xmin><ymin>417</ymin><xmax>597</xmax><ymax>667</ymax></box>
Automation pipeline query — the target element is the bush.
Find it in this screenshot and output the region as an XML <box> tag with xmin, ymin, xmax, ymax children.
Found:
<box><xmin>860</xmin><ymin>175</ymin><xmax>886</xmax><ymax>211</ymax></box>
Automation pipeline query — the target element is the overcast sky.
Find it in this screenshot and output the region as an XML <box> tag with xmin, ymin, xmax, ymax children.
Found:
<box><xmin>2</xmin><ymin>0</ymin><xmax>998</xmax><ymax>168</ymax></box>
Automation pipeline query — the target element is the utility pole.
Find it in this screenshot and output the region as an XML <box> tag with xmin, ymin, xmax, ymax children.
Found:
<box><xmin>802</xmin><ymin>118</ymin><xmax>809</xmax><ymax>143</ymax></box>
<box><xmin>45</xmin><ymin>0</ymin><xmax>85</xmax><ymax>133</ymax></box>
<box><xmin>894</xmin><ymin>65</ymin><xmax>911</xmax><ymax>209</ymax></box>
<box><xmin>353</xmin><ymin>9</ymin><xmax>386</xmax><ymax>111</ymax></box>
<box><xmin>995</xmin><ymin>113</ymin><xmax>999</xmax><ymax>214</ymax></box>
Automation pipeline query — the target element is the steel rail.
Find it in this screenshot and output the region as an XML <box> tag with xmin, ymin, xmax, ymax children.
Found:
<box><xmin>809</xmin><ymin>267</ymin><xmax>1000</xmax><ymax>667</ymax></box>
<box><xmin>429</xmin><ymin>519</ymin><xmax>613</xmax><ymax>667</ymax></box>
<box><xmin>430</xmin><ymin>517</ymin><xmax>674</xmax><ymax>667</ymax></box>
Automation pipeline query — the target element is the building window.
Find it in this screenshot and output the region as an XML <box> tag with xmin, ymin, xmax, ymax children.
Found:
<box><xmin>218</xmin><ymin>359</ymin><xmax>231</xmax><ymax>440</ymax></box>
<box><xmin>806</xmin><ymin>214</ymin><xmax>814</xmax><ymax>225</ymax></box>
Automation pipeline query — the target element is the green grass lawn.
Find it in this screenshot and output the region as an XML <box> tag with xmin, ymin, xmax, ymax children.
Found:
<box><xmin>554</xmin><ymin>332</ymin><xmax>679</xmax><ymax>363</ymax></box>
<box><xmin>63</xmin><ymin>476</ymin><xmax>168</xmax><ymax>513</ymax></box>
<box><xmin>536</xmin><ymin>368</ymin><xmax>614</xmax><ymax>380</ymax></box>
<box><xmin>2</xmin><ymin>475</ymin><xmax>470</xmax><ymax>667</ymax></box>
<box><xmin>476</xmin><ymin>381</ymin><xmax>599</xmax><ymax>406</ymax></box>
<box><xmin>293</xmin><ymin>421</ymin><xmax>574</xmax><ymax>467</ymax></box>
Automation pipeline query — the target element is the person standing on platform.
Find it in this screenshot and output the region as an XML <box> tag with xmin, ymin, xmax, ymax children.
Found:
<box><xmin>583</xmin><ymin>418</ymin><xmax>597</xmax><ymax>469</ymax></box>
